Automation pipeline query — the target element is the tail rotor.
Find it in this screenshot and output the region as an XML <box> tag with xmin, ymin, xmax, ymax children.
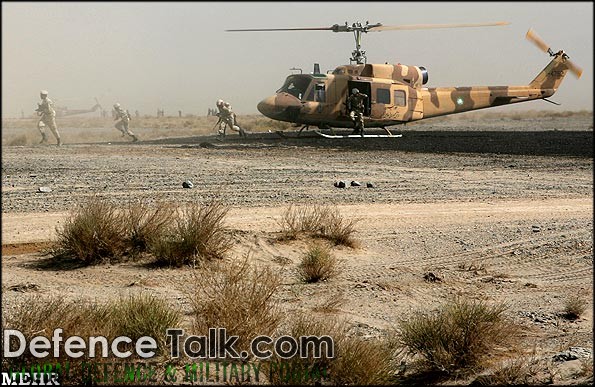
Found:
<box><xmin>526</xmin><ymin>28</ymin><xmax>583</xmax><ymax>78</ymax></box>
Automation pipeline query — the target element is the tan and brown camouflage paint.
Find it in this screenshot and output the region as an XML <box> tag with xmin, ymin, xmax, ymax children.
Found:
<box><xmin>257</xmin><ymin>53</ymin><xmax>571</xmax><ymax>128</ymax></box>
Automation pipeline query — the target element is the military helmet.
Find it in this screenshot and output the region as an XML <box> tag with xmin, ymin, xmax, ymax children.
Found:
<box><xmin>216</xmin><ymin>99</ymin><xmax>224</xmax><ymax>106</ymax></box>
<box><xmin>113</xmin><ymin>103</ymin><xmax>120</xmax><ymax>108</ymax></box>
<box><xmin>352</xmin><ymin>88</ymin><xmax>359</xmax><ymax>94</ymax></box>
<box><xmin>40</xmin><ymin>90</ymin><xmax>48</xmax><ymax>96</ymax></box>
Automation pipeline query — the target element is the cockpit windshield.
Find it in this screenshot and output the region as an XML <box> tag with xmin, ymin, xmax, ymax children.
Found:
<box><xmin>276</xmin><ymin>75</ymin><xmax>311</xmax><ymax>100</ymax></box>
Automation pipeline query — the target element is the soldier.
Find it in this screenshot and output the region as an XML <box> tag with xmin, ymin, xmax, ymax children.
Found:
<box><xmin>113</xmin><ymin>103</ymin><xmax>139</xmax><ymax>142</ymax></box>
<box><xmin>36</xmin><ymin>90</ymin><xmax>62</xmax><ymax>146</ymax></box>
<box><xmin>347</xmin><ymin>88</ymin><xmax>368</xmax><ymax>136</ymax></box>
<box><xmin>215</xmin><ymin>99</ymin><xmax>246</xmax><ymax>138</ymax></box>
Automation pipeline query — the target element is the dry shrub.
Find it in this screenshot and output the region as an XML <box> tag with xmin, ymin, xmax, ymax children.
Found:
<box><xmin>55</xmin><ymin>196</ymin><xmax>128</xmax><ymax>264</ymax></box>
<box><xmin>396</xmin><ymin>298</ymin><xmax>521</xmax><ymax>375</ymax></box>
<box><xmin>105</xmin><ymin>292</ymin><xmax>181</xmax><ymax>353</ymax></box>
<box><xmin>267</xmin><ymin>314</ymin><xmax>394</xmax><ymax>385</ymax></box>
<box><xmin>297</xmin><ymin>242</ymin><xmax>341</xmax><ymax>283</ymax></box>
<box><xmin>188</xmin><ymin>256</ymin><xmax>282</xmax><ymax>352</ymax></box>
<box><xmin>2</xmin><ymin>293</ymin><xmax>179</xmax><ymax>385</ymax></box>
<box><xmin>150</xmin><ymin>200</ymin><xmax>231</xmax><ymax>267</ymax></box>
<box><xmin>278</xmin><ymin>204</ymin><xmax>358</xmax><ymax>247</ymax></box>
<box><xmin>125</xmin><ymin>200</ymin><xmax>175</xmax><ymax>254</ymax></box>
<box><xmin>471</xmin><ymin>355</ymin><xmax>554</xmax><ymax>386</ymax></box>
<box><xmin>563</xmin><ymin>294</ymin><xmax>587</xmax><ymax>320</ymax></box>
<box><xmin>312</xmin><ymin>291</ymin><xmax>347</xmax><ymax>313</ymax></box>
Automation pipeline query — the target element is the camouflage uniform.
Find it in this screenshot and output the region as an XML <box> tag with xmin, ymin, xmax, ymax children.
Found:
<box><xmin>216</xmin><ymin>99</ymin><xmax>246</xmax><ymax>138</ymax></box>
<box><xmin>113</xmin><ymin>103</ymin><xmax>138</xmax><ymax>142</ymax></box>
<box><xmin>347</xmin><ymin>89</ymin><xmax>367</xmax><ymax>135</ymax></box>
<box><xmin>36</xmin><ymin>91</ymin><xmax>62</xmax><ymax>145</ymax></box>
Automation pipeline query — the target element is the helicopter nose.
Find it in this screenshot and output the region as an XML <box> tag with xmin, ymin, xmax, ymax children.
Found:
<box><xmin>257</xmin><ymin>93</ymin><xmax>302</xmax><ymax>120</ymax></box>
<box><xmin>257</xmin><ymin>96</ymin><xmax>278</xmax><ymax>118</ymax></box>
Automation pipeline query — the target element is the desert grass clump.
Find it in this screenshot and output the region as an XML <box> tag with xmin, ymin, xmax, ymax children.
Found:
<box><xmin>2</xmin><ymin>293</ymin><xmax>181</xmax><ymax>384</ymax></box>
<box><xmin>396</xmin><ymin>298</ymin><xmax>521</xmax><ymax>375</ymax></box>
<box><xmin>297</xmin><ymin>242</ymin><xmax>340</xmax><ymax>283</ymax></box>
<box><xmin>125</xmin><ymin>200</ymin><xmax>175</xmax><ymax>254</ymax></box>
<box><xmin>267</xmin><ymin>314</ymin><xmax>394</xmax><ymax>385</ymax></box>
<box><xmin>563</xmin><ymin>294</ymin><xmax>587</xmax><ymax>320</ymax></box>
<box><xmin>471</xmin><ymin>355</ymin><xmax>549</xmax><ymax>386</ymax></box>
<box><xmin>55</xmin><ymin>196</ymin><xmax>128</xmax><ymax>264</ymax></box>
<box><xmin>278</xmin><ymin>204</ymin><xmax>358</xmax><ymax>247</ymax></box>
<box><xmin>189</xmin><ymin>256</ymin><xmax>282</xmax><ymax>352</ymax></box>
<box><xmin>105</xmin><ymin>292</ymin><xmax>181</xmax><ymax>353</ymax></box>
<box><xmin>150</xmin><ymin>200</ymin><xmax>231</xmax><ymax>266</ymax></box>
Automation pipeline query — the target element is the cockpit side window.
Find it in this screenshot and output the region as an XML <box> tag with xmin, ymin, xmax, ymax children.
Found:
<box><xmin>306</xmin><ymin>83</ymin><xmax>326</xmax><ymax>102</ymax></box>
<box><xmin>277</xmin><ymin>75</ymin><xmax>311</xmax><ymax>100</ymax></box>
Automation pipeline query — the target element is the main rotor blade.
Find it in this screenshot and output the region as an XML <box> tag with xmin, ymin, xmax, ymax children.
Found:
<box><xmin>369</xmin><ymin>21</ymin><xmax>509</xmax><ymax>31</ymax></box>
<box><xmin>226</xmin><ymin>26</ymin><xmax>334</xmax><ymax>32</ymax></box>
<box><xmin>525</xmin><ymin>28</ymin><xmax>550</xmax><ymax>53</ymax></box>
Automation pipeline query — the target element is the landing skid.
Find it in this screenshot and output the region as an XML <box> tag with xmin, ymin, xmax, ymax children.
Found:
<box><xmin>314</xmin><ymin>130</ymin><xmax>402</xmax><ymax>139</ymax></box>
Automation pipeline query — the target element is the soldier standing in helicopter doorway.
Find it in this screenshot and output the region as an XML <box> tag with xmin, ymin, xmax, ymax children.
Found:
<box><xmin>36</xmin><ymin>90</ymin><xmax>62</xmax><ymax>146</ymax></box>
<box><xmin>215</xmin><ymin>99</ymin><xmax>246</xmax><ymax>138</ymax></box>
<box><xmin>113</xmin><ymin>103</ymin><xmax>139</xmax><ymax>142</ymax></box>
<box><xmin>347</xmin><ymin>88</ymin><xmax>368</xmax><ymax>136</ymax></box>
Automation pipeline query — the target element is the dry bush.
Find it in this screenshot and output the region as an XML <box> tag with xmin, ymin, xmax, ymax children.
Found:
<box><xmin>267</xmin><ymin>314</ymin><xmax>394</xmax><ymax>385</ymax></box>
<box><xmin>396</xmin><ymin>298</ymin><xmax>521</xmax><ymax>375</ymax></box>
<box><xmin>150</xmin><ymin>200</ymin><xmax>231</xmax><ymax>267</ymax></box>
<box><xmin>471</xmin><ymin>355</ymin><xmax>553</xmax><ymax>385</ymax></box>
<box><xmin>188</xmin><ymin>256</ymin><xmax>282</xmax><ymax>352</ymax></box>
<box><xmin>2</xmin><ymin>293</ymin><xmax>180</xmax><ymax>384</ymax></box>
<box><xmin>563</xmin><ymin>294</ymin><xmax>588</xmax><ymax>320</ymax></box>
<box><xmin>297</xmin><ymin>242</ymin><xmax>341</xmax><ymax>283</ymax></box>
<box><xmin>105</xmin><ymin>292</ymin><xmax>181</xmax><ymax>353</ymax></box>
<box><xmin>125</xmin><ymin>200</ymin><xmax>175</xmax><ymax>254</ymax></box>
<box><xmin>55</xmin><ymin>196</ymin><xmax>128</xmax><ymax>264</ymax></box>
<box><xmin>312</xmin><ymin>291</ymin><xmax>347</xmax><ymax>313</ymax></box>
<box><xmin>278</xmin><ymin>204</ymin><xmax>358</xmax><ymax>247</ymax></box>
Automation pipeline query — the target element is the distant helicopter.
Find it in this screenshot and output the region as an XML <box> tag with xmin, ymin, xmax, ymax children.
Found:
<box><xmin>36</xmin><ymin>98</ymin><xmax>103</xmax><ymax>118</ymax></box>
<box><xmin>228</xmin><ymin>22</ymin><xmax>582</xmax><ymax>138</ymax></box>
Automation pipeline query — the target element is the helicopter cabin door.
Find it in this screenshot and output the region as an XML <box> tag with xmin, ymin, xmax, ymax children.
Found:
<box><xmin>347</xmin><ymin>81</ymin><xmax>371</xmax><ymax>116</ymax></box>
<box><xmin>370</xmin><ymin>84</ymin><xmax>409</xmax><ymax>121</ymax></box>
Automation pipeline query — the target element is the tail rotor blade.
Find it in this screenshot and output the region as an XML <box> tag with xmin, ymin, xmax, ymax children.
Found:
<box><xmin>566</xmin><ymin>59</ymin><xmax>583</xmax><ymax>78</ymax></box>
<box><xmin>526</xmin><ymin>28</ymin><xmax>550</xmax><ymax>53</ymax></box>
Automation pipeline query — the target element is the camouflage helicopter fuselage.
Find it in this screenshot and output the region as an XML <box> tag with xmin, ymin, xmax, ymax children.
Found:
<box><xmin>257</xmin><ymin>51</ymin><xmax>572</xmax><ymax>129</ymax></box>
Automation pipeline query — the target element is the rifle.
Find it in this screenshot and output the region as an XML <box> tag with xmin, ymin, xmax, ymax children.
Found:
<box><xmin>212</xmin><ymin>115</ymin><xmax>222</xmax><ymax>131</ymax></box>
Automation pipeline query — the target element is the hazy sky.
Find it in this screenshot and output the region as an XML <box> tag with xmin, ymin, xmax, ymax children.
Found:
<box><xmin>2</xmin><ymin>1</ymin><xmax>593</xmax><ymax>117</ymax></box>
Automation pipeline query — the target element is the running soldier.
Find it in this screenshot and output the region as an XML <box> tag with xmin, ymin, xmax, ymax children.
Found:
<box><xmin>113</xmin><ymin>103</ymin><xmax>138</xmax><ymax>142</ymax></box>
<box><xmin>36</xmin><ymin>90</ymin><xmax>62</xmax><ymax>145</ymax></box>
<box><xmin>215</xmin><ymin>99</ymin><xmax>246</xmax><ymax>138</ymax></box>
<box><xmin>347</xmin><ymin>88</ymin><xmax>368</xmax><ymax>136</ymax></box>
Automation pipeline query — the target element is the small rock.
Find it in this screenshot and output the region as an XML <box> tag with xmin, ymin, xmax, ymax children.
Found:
<box><xmin>350</xmin><ymin>180</ymin><xmax>361</xmax><ymax>187</ymax></box>
<box><xmin>423</xmin><ymin>272</ymin><xmax>442</xmax><ymax>282</ymax></box>
<box><xmin>38</xmin><ymin>186</ymin><xmax>52</xmax><ymax>193</ymax></box>
<box><xmin>366</xmin><ymin>182</ymin><xmax>375</xmax><ymax>188</ymax></box>
<box><xmin>553</xmin><ymin>347</ymin><xmax>593</xmax><ymax>362</ymax></box>
<box><xmin>334</xmin><ymin>180</ymin><xmax>346</xmax><ymax>188</ymax></box>
<box><xmin>182</xmin><ymin>181</ymin><xmax>194</xmax><ymax>189</ymax></box>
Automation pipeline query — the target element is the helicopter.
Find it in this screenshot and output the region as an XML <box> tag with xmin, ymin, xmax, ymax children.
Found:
<box><xmin>35</xmin><ymin>97</ymin><xmax>103</xmax><ymax>118</ymax></box>
<box><xmin>227</xmin><ymin>22</ymin><xmax>582</xmax><ymax>138</ymax></box>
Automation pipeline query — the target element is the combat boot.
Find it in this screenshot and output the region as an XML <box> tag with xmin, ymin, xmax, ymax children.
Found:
<box><xmin>39</xmin><ymin>133</ymin><xmax>48</xmax><ymax>144</ymax></box>
<box><xmin>131</xmin><ymin>135</ymin><xmax>139</xmax><ymax>142</ymax></box>
<box><xmin>239</xmin><ymin>127</ymin><xmax>247</xmax><ymax>138</ymax></box>
<box><xmin>57</xmin><ymin>138</ymin><xmax>62</xmax><ymax>146</ymax></box>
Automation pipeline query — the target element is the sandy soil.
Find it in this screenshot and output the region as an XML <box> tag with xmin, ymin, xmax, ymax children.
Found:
<box><xmin>2</xmin><ymin>113</ymin><xmax>593</xmax><ymax>384</ymax></box>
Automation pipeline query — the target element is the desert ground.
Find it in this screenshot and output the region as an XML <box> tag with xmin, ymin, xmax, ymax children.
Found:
<box><xmin>2</xmin><ymin>111</ymin><xmax>593</xmax><ymax>384</ymax></box>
